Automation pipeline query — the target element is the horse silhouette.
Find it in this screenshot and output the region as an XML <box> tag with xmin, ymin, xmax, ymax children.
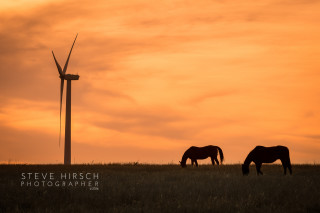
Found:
<box><xmin>242</xmin><ymin>145</ymin><xmax>292</xmax><ymax>175</ymax></box>
<box><xmin>180</xmin><ymin>145</ymin><xmax>224</xmax><ymax>168</ymax></box>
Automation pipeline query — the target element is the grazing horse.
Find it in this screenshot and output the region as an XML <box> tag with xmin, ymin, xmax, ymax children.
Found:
<box><xmin>242</xmin><ymin>145</ymin><xmax>292</xmax><ymax>176</ymax></box>
<box><xmin>179</xmin><ymin>145</ymin><xmax>224</xmax><ymax>168</ymax></box>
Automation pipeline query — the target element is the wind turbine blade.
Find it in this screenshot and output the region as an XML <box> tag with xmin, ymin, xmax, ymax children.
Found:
<box><xmin>63</xmin><ymin>34</ymin><xmax>78</xmax><ymax>74</ymax></box>
<box><xmin>59</xmin><ymin>78</ymin><xmax>64</xmax><ymax>147</ymax></box>
<box><xmin>52</xmin><ymin>51</ymin><xmax>63</xmax><ymax>76</ymax></box>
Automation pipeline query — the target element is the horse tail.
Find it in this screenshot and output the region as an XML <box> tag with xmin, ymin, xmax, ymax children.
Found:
<box><xmin>217</xmin><ymin>146</ymin><xmax>224</xmax><ymax>164</ymax></box>
<box><xmin>286</xmin><ymin>147</ymin><xmax>292</xmax><ymax>167</ymax></box>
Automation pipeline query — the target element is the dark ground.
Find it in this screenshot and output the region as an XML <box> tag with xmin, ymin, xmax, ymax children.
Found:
<box><xmin>0</xmin><ymin>164</ymin><xmax>320</xmax><ymax>213</ymax></box>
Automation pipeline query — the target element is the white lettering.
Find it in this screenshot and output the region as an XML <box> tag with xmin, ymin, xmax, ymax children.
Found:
<box><xmin>61</xmin><ymin>173</ymin><xmax>67</xmax><ymax>179</ymax></box>
<box><xmin>86</xmin><ymin>173</ymin><xmax>91</xmax><ymax>180</ymax></box>
<box><xmin>93</xmin><ymin>173</ymin><xmax>99</xmax><ymax>179</ymax></box>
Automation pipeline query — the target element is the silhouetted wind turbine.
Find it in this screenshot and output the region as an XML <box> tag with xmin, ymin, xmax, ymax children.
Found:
<box><xmin>52</xmin><ymin>34</ymin><xmax>79</xmax><ymax>165</ymax></box>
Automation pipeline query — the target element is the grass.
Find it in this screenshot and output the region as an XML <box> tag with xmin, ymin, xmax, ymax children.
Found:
<box><xmin>1</xmin><ymin>164</ymin><xmax>320</xmax><ymax>212</ymax></box>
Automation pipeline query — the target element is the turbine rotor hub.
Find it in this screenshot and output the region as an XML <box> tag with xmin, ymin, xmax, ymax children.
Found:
<box><xmin>64</xmin><ymin>74</ymin><xmax>80</xmax><ymax>80</ymax></box>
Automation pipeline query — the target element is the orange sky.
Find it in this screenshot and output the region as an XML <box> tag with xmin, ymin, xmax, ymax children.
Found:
<box><xmin>0</xmin><ymin>0</ymin><xmax>319</xmax><ymax>164</ymax></box>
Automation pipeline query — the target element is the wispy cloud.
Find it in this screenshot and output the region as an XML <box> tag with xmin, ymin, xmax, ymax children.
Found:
<box><xmin>0</xmin><ymin>0</ymin><xmax>319</xmax><ymax>163</ymax></box>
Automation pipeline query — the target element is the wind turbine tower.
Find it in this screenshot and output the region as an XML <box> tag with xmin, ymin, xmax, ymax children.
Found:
<box><xmin>52</xmin><ymin>34</ymin><xmax>79</xmax><ymax>165</ymax></box>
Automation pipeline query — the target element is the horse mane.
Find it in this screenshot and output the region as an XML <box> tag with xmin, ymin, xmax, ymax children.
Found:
<box><xmin>181</xmin><ymin>150</ymin><xmax>189</xmax><ymax>164</ymax></box>
<box><xmin>244</xmin><ymin>145</ymin><xmax>264</xmax><ymax>164</ymax></box>
<box><xmin>244</xmin><ymin>151</ymin><xmax>254</xmax><ymax>166</ymax></box>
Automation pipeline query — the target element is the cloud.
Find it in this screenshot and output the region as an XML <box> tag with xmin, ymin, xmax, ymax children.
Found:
<box><xmin>0</xmin><ymin>0</ymin><xmax>320</xmax><ymax>163</ymax></box>
<box><xmin>92</xmin><ymin>106</ymin><xmax>192</xmax><ymax>140</ymax></box>
<box><xmin>187</xmin><ymin>90</ymin><xmax>237</xmax><ymax>105</ymax></box>
<box><xmin>296</xmin><ymin>134</ymin><xmax>320</xmax><ymax>140</ymax></box>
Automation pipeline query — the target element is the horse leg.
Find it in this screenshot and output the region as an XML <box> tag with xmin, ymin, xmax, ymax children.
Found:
<box><xmin>286</xmin><ymin>158</ymin><xmax>292</xmax><ymax>175</ymax></box>
<box><xmin>214</xmin><ymin>157</ymin><xmax>219</xmax><ymax>165</ymax></box>
<box><xmin>210</xmin><ymin>157</ymin><xmax>215</xmax><ymax>166</ymax></box>
<box><xmin>282</xmin><ymin>158</ymin><xmax>292</xmax><ymax>175</ymax></box>
<box><xmin>256</xmin><ymin>163</ymin><xmax>263</xmax><ymax>175</ymax></box>
<box><xmin>280</xmin><ymin>159</ymin><xmax>287</xmax><ymax>175</ymax></box>
<box><xmin>288</xmin><ymin>162</ymin><xmax>292</xmax><ymax>175</ymax></box>
<box><xmin>191</xmin><ymin>159</ymin><xmax>194</xmax><ymax>167</ymax></box>
<box><xmin>195</xmin><ymin>160</ymin><xmax>198</xmax><ymax>167</ymax></box>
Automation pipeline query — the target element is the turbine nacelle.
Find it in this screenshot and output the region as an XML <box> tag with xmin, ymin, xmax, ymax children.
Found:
<box><xmin>60</xmin><ymin>74</ymin><xmax>80</xmax><ymax>80</ymax></box>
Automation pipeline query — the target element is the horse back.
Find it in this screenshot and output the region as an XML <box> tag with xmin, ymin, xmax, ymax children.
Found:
<box><xmin>252</xmin><ymin>145</ymin><xmax>290</xmax><ymax>163</ymax></box>
<box><xmin>186</xmin><ymin>146</ymin><xmax>217</xmax><ymax>159</ymax></box>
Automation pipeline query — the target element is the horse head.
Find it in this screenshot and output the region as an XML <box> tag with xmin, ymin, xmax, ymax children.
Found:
<box><xmin>179</xmin><ymin>161</ymin><xmax>187</xmax><ymax>168</ymax></box>
<box><xmin>242</xmin><ymin>164</ymin><xmax>249</xmax><ymax>176</ymax></box>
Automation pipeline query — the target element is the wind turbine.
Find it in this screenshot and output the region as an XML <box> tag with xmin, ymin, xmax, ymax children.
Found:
<box><xmin>52</xmin><ymin>34</ymin><xmax>79</xmax><ymax>165</ymax></box>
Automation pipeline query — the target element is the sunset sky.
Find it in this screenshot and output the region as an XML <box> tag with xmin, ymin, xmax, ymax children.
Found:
<box><xmin>0</xmin><ymin>0</ymin><xmax>319</xmax><ymax>164</ymax></box>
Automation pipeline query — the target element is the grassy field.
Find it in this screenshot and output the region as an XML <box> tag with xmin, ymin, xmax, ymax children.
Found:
<box><xmin>1</xmin><ymin>164</ymin><xmax>320</xmax><ymax>213</ymax></box>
